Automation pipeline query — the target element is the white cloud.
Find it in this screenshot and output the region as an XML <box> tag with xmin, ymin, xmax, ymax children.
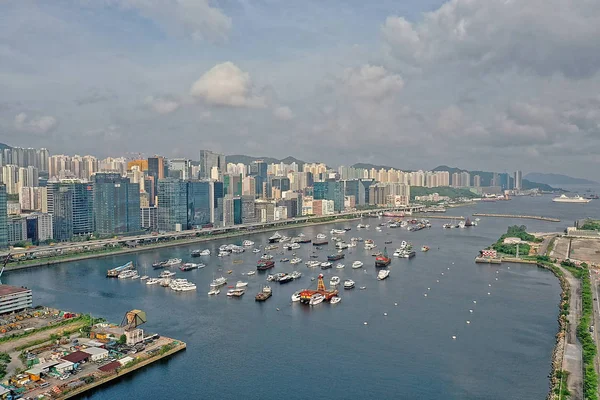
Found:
<box><xmin>273</xmin><ymin>106</ymin><xmax>294</xmax><ymax>120</ymax></box>
<box><xmin>14</xmin><ymin>112</ymin><xmax>58</xmax><ymax>134</ymax></box>
<box><xmin>382</xmin><ymin>0</ymin><xmax>600</xmax><ymax>78</ymax></box>
<box><xmin>341</xmin><ymin>64</ymin><xmax>404</xmax><ymax>101</ymax></box>
<box><xmin>144</xmin><ymin>95</ymin><xmax>180</xmax><ymax>115</ymax></box>
<box><xmin>101</xmin><ymin>0</ymin><xmax>231</xmax><ymax>42</ymax></box>
<box><xmin>190</xmin><ymin>62</ymin><xmax>266</xmax><ymax>108</ymax></box>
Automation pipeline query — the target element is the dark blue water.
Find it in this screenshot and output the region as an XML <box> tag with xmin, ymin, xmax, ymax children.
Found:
<box><xmin>6</xmin><ymin>194</ymin><xmax>600</xmax><ymax>399</ymax></box>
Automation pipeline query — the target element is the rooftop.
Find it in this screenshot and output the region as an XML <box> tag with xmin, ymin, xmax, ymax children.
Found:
<box><xmin>0</xmin><ymin>284</ymin><xmax>31</xmax><ymax>297</ymax></box>
<box><xmin>81</xmin><ymin>346</ymin><xmax>108</xmax><ymax>356</ymax></box>
<box><xmin>98</xmin><ymin>361</ymin><xmax>121</xmax><ymax>372</ymax></box>
<box><xmin>61</xmin><ymin>350</ymin><xmax>90</xmax><ymax>363</ymax></box>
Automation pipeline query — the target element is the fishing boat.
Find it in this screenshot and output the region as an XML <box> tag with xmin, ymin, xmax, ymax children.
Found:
<box><xmin>255</xmin><ymin>286</ymin><xmax>272</xmax><ymax>301</ymax></box>
<box><xmin>377</xmin><ymin>269</ymin><xmax>390</xmax><ymax>280</ymax></box>
<box><xmin>375</xmin><ymin>248</ymin><xmax>392</xmax><ymax>267</ymax></box>
<box><xmin>107</xmin><ymin>261</ymin><xmax>134</xmax><ymax>277</ymax></box>
<box><xmin>327</xmin><ymin>253</ymin><xmax>345</xmax><ymax>261</ymax></box>
<box><xmin>257</xmin><ymin>260</ymin><xmax>275</xmax><ymax>270</ymax></box>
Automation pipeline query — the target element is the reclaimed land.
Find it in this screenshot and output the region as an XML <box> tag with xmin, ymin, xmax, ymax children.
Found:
<box><xmin>5</xmin><ymin>216</ymin><xmax>361</xmax><ymax>271</ymax></box>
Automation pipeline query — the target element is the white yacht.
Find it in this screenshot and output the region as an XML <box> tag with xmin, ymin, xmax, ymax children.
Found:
<box><xmin>335</xmin><ymin>263</ymin><xmax>345</xmax><ymax>269</ymax></box>
<box><xmin>290</xmin><ymin>257</ymin><xmax>302</xmax><ymax>265</ymax></box>
<box><xmin>316</xmin><ymin>233</ymin><xmax>327</xmax><ymax>239</ymax></box>
<box><xmin>335</xmin><ymin>242</ymin><xmax>348</xmax><ymax>250</ymax></box>
<box><xmin>208</xmin><ymin>288</ymin><xmax>220</xmax><ymax>295</ymax></box>
<box><xmin>266</xmin><ymin>275</ymin><xmax>275</xmax><ymax>282</ymax></box>
<box><xmin>227</xmin><ymin>288</ymin><xmax>246</xmax><ymax>297</ymax></box>
<box><xmin>330</xmin><ymin>296</ymin><xmax>341</xmax><ymax>304</ymax></box>
<box><xmin>246</xmin><ymin>270</ymin><xmax>256</xmax><ymax>276</ymax></box>
<box><xmin>159</xmin><ymin>270</ymin><xmax>176</xmax><ymax>278</ymax></box>
<box><xmin>260</xmin><ymin>254</ymin><xmax>274</xmax><ymax>260</ymax></box>
<box><xmin>330</xmin><ymin>276</ymin><xmax>341</xmax><ymax>286</ymax></box>
<box><xmin>140</xmin><ymin>275</ymin><xmax>149</xmax><ymax>280</ymax></box>
<box><xmin>306</xmin><ymin>260</ymin><xmax>320</xmax><ymax>268</ymax></box>
<box><xmin>269</xmin><ymin>232</ymin><xmax>283</xmax><ymax>243</ymax></box>
<box><xmin>320</xmin><ymin>261</ymin><xmax>332</xmax><ymax>268</ymax></box>
<box><xmin>236</xmin><ymin>281</ymin><xmax>248</xmax><ymax>288</ymax></box>
<box><xmin>252</xmin><ymin>248</ymin><xmax>261</xmax><ymax>253</ymax></box>
<box><xmin>146</xmin><ymin>278</ymin><xmax>159</xmax><ymax>285</ymax></box>
<box><xmin>200</xmin><ymin>249</ymin><xmax>211</xmax><ymax>256</ymax></box>
<box><xmin>291</xmin><ymin>291</ymin><xmax>302</xmax><ymax>302</ymax></box>
<box><xmin>331</xmin><ymin>229</ymin><xmax>346</xmax><ymax>235</ymax></box>
<box><xmin>179</xmin><ymin>282</ymin><xmax>197</xmax><ymax>291</ymax></box>
<box><xmin>163</xmin><ymin>258</ymin><xmax>182</xmax><ymax>267</ymax></box>
<box><xmin>118</xmin><ymin>270</ymin><xmax>137</xmax><ymax>279</ymax></box>
<box><xmin>352</xmin><ymin>261</ymin><xmax>363</xmax><ymax>269</ymax></box>
<box><xmin>290</xmin><ymin>243</ymin><xmax>301</xmax><ymax>250</ymax></box>
<box><xmin>377</xmin><ymin>269</ymin><xmax>390</xmax><ymax>280</ymax></box>
<box><xmin>290</xmin><ymin>271</ymin><xmax>302</xmax><ymax>279</ymax></box>
<box><xmin>242</xmin><ymin>240</ymin><xmax>254</xmax><ymax>247</ymax></box>
<box><xmin>344</xmin><ymin>279</ymin><xmax>355</xmax><ymax>289</ymax></box>
<box><xmin>210</xmin><ymin>277</ymin><xmax>227</xmax><ymax>288</ymax></box>
<box><xmin>309</xmin><ymin>293</ymin><xmax>325</xmax><ymax>306</ymax></box>
<box><xmin>218</xmin><ymin>251</ymin><xmax>230</xmax><ymax>257</ymax></box>
<box><xmin>130</xmin><ymin>271</ymin><xmax>140</xmax><ymax>279</ymax></box>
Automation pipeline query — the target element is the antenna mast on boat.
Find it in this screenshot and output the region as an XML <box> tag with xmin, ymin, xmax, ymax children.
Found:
<box><xmin>0</xmin><ymin>253</ymin><xmax>11</xmax><ymax>285</ymax></box>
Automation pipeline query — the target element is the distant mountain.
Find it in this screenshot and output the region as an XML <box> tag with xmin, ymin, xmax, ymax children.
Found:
<box><xmin>0</xmin><ymin>143</ymin><xmax>11</xmax><ymax>150</ymax></box>
<box><xmin>226</xmin><ymin>154</ymin><xmax>306</xmax><ymax>169</ymax></box>
<box><xmin>524</xmin><ymin>172</ymin><xmax>597</xmax><ymax>185</ymax></box>
<box><xmin>351</xmin><ymin>162</ymin><xmax>411</xmax><ymax>171</ymax></box>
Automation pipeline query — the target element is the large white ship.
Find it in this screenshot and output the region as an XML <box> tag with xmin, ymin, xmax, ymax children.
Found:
<box><xmin>552</xmin><ymin>194</ymin><xmax>591</xmax><ymax>203</ymax></box>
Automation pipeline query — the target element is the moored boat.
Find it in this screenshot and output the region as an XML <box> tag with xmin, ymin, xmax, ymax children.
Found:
<box><xmin>344</xmin><ymin>279</ymin><xmax>355</xmax><ymax>289</ymax></box>
<box><xmin>377</xmin><ymin>269</ymin><xmax>390</xmax><ymax>280</ymax></box>
<box><xmin>327</xmin><ymin>253</ymin><xmax>345</xmax><ymax>261</ymax></box>
<box><xmin>268</xmin><ymin>232</ymin><xmax>283</xmax><ymax>243</ymax></box>
<box><xmin>107</xmin><ymin>261</ymin><xmax>134</xmax><ymax>277</ymax></box>
<box><xmin>309</xmin><ymin>293</ymin><xmax>325</xmax><ymax>305</ymax></box>
<box><xmin>375</xmin><ymin>248</ymin><xmax>391</xmax><ymax>267</ymax></box>
<box><xmin>210</xmin><ymin>277</ymin><xmax>227</xmax><ymax>288</ymax></box>
<box><xmin>257</xmin><ymin>260</ymin><xmax>275</xmax><ymax>270</ymax></box>
<box><xmin>330</xmin><ymin>296</ymin><xmax>341</xmax><ymax>304</ymax></box>
<box><xmin>227</xmin><ymin>288</ymin><xmax>246</xmax><ymax>297</ymax></box>
<box><xmin>352</xmin><ymin>261</ymin><xmax>363</xmax><ymax>269</ymax></box>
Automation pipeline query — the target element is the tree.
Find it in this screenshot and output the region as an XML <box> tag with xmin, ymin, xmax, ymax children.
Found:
<box><xmin>118</xmin><ymin>334</ymin><xmax>127</xmax><ymax>345</ymax></box>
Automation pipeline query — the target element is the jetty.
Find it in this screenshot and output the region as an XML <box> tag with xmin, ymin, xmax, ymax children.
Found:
<box><xmin>472</xmin><ymin>213</ymin><xmax>560</xmax><ymax>222</ymax></box>
<box><xmin>413</xmin><ymin>214</ymin><xmax>465</xmax><ymax>220</ymax></box>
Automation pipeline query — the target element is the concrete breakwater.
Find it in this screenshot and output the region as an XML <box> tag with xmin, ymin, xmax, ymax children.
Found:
<box><xmin>472</xmin><ymin>213</ymin><xmax>560</xmax><ymax>222</ymax></box>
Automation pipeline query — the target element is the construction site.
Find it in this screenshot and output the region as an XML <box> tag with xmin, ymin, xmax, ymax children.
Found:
<box><xmin>0</xmin><ymin>308</ymin><xmax>186</xmax><ymax>399</ymax></box>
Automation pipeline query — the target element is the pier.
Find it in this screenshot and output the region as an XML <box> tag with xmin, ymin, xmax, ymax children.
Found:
<box><xmin>413</xmin><ymin>214</ymin><xmax>465</xmax><ymax>220</ymax></box>
<box><xmin>472</xmin><ymin>213</ymin><xmax>560</xmax><ymax>222</ymax></box>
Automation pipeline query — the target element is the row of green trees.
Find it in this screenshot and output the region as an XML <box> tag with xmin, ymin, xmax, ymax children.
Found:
<box><xmin>580</xmin><ymin>220</ymin><xmax>600</xmax><ymax>231</ymax></box>
<box><xmin>491</xmin><ymin>225</ymin><xmax>540</xmax><ymax>256</ymax></box>
<box><xmin>576</xmin><ymin>264</ymin><xmax>598</xmax><ymax>400</ymax></box>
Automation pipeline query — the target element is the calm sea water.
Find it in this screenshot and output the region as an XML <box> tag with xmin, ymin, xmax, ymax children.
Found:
<box><xmin>6</xmin><ymin>194</ymin><xmax>600</xmax><ymax>399</ymax></box>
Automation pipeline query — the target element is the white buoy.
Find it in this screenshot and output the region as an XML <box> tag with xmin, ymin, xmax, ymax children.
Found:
<box><xmin>473</xmin><ymin>300</ymin><xmax>477</xmax><ymax>304</ymax></box>
<box><xmin>452</xmin><ymin>262</ymin><xmax>455</xmax><ymax>265</ymax></box>
<box><xmin>488</xmin><ymin>292</ymin><xmax>491</xmax><ymax>295</ymax></box>
<box><xmin>466</xmin><ymin>320</ymin><xmax>470</xmax><ymax>324</ymax></box>
<box><xmin>383</xmin><ymin>312</ymin><xmax>388</xmax><ymax>316</ymax></box>
<box><xmin>394</xmin><ymin>302</ymin><xmax>398</xmax><ymax>306</ymax></box>
<box><xmin>428</xmin><ymin>287</ymin><xmax>431</xmax><ymax>290</ymax></box>
<box><xmin>436</xmin><ymin>280</ymin><xmax>440</xmax><ymax>283</ymax></box>
<box><xmin>441</xmin><ymin>273</ymin><xmax>444</xmax><ymax>275</ymax></box>
<box><xmin>447</xmin><ymin>267</ymin><xmax>450</xmax><ymax>270</ymax></box>
<box><xmin>276</xmin><ymin>308</ymin><xmax>280</xmax><ymax>311</ymax></box>
<box><xmin>469</xmin><ymin>309</ymin><xmax>473</xmax><ymax>313</ymax></box>
<box><xmin>452</xmin><ymin>335</ymin><xmax>457</xmax><ymax>339</ymax></box>
<box><xmin>424</xmin><ymin>293</ymin><xmax>428</xmax><ymax>297</ymax></box>
<box><xmin>508</xmin><ymin>267</ymin><xmax>510</xmax><ymax>269</ymax></box>
<box><xmin>496</xmin><ymin>271</ymin><xmax>499</xmax><ymax>274</ymax></box>
<box><xmin>488</xmin><ymin>284</ymin><xmax>491</xmax><ymax>287</ymax></box>
<box><xmin>364</xmin><ymin>322</ymin><xmax>368</xmax><ymax>325</ymax></box>
<box><xmin>495</xmin><ymin>278</ymin><xmax>498</xmax><ymax>281</ymax></box>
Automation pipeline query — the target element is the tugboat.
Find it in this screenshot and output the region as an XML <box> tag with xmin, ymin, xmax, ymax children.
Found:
<box><xmin>375</xmin><ymin>247</ymin><xmax>392</xmax><ymax>267</ymax></box>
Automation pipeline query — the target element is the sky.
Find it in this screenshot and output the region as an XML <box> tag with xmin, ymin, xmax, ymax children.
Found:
<box><xmin>1</xmin><ymin>0</ymin><xmax>600</xmax><ymax>179</ymax></box>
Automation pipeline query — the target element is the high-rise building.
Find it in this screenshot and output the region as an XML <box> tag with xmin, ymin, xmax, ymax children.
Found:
<box><xmin>148</xmin><ymin>156</ymin><xmax>167</xmax><ymax>194</ymax></box>
<box><xmin>199</xmin><ymin>150</ymin><xmax>225</xmax><ymax>180</ymax></box>
<box><xmin>313</xmin><ymin>181</ymin><xmax>344</xmax><ymax>212</ymax></box>
<box><xmin>1</xmin><ymin>165</ymin><xmax>18</xmax><ymax>194</ymax></box>
<box><xmin>140</xmin><ymin>206</ymin><xmax>158</xmax><ymax>230</ymax></box>
<box><xmin>224</xmin><ymin>174</ymin><xmax>242</xmax><ymax>196</ymax></box>
<box><xmin>473</xmin><ymin>175</ymin><xmax>481</xmax><ymax>187</ymax></box>
<box><xmin>222</xmin><ymin>195</ymin><xmax>236</xmax><ymax>226</ymax></box>
<box><xmin>187</xmin><ymin>181</ymin><xmax>212</xmax><ymax>228</ymax></box>
<box><xmin>460</xmin><ymin>171</ymin><xmax>471</xmax><ymax>187</ymax></box>
<box><xmin>157</xmin><ymin>178</ymin><xmax>187</xmax><ymax>231</ymax></box>
<box><xmin>92</xmin><ymin>173</ymin><xmax>141</xmax><ymax>236</ymax></box>
<box><xmin>170</xmin><ymin>159</ymin><xmax>191</xmax><ymax>180</ymax></box>
<box><xmin>26</xmin><ymin>213</ymin><xmax>53</xmax><ymax>244</ymax></box>
<box><xmin>212</xmin><ymin>181</ymin><xmax>224</xmax><ymax>225</ymax></box>
<box><xmin>514</xmin><ymin>170</ymin><xmax>522</xmax><ymax>190</ymax></box>
<box><xmin>47</xmin><ymin>179</ymin><xmax>94</xmax><ymax>240</ymax></box>
<box><xmin>7</xmin><ymin>216</ymin><xmax>27</xmax><ymax>244</ymax></box>
<box><xmin>241</xmin><ymin>195</ymin><xmax>256</xmax><ymax>223</ymax></box>
<box><xmin>0</xmin><ymin>184</ymin><xmax>7</xmax><ymax>248</ymax></box>
<box><xmin>344</xmin><ymin>179</ymin><xmax>366</xmax><ymax>206</ymax></box>
<box><xmin>249</xmin><ymin>160</ymin><xmax>268</xmax><ymax>196</ymax></box>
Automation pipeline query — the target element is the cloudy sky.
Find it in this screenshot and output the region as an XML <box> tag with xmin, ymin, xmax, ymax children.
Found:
<box><xmin>1</xmin><ymin>1</ymin><xmax>599</xmax><ymax>178</ymax></box>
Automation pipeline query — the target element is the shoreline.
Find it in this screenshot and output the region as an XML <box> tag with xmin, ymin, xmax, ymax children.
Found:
<box><xmin>5</xmin><ymin>217</ymin><xmax>360</xmax><ymax>272</ymax></box>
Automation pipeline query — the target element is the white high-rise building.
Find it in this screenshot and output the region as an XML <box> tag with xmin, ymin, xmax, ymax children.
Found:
<box><xmin>514</xmin><ymin>170</ymin><xmax>523</xmax><ymax>190</ymax></box>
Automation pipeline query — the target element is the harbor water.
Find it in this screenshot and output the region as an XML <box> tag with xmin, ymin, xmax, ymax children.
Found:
<box><xmin>6</xmin><ymin>194</ymin><xmax>600</xmax><ymax>399</ymax></box>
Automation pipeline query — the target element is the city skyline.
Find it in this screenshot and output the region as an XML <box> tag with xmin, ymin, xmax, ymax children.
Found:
<box><xmin>1</xmin><ymin>2</ymin><xmax>600</xmax><ymax>180</ymax></box>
